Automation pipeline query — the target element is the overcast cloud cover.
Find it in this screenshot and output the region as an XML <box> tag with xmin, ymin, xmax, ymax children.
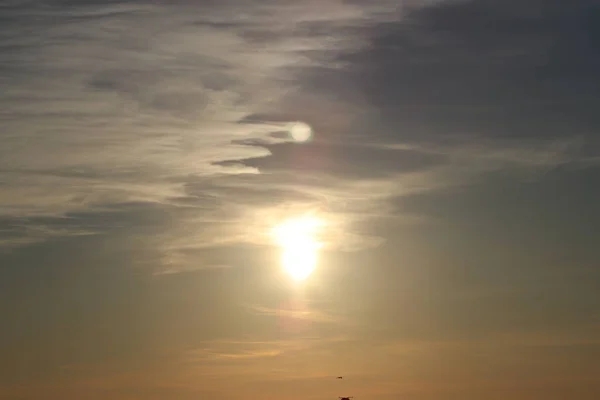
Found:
<box><xmin>1</xmin><ymin>0</ymin><xmax>600</xmax><ymax>399</ymax></box>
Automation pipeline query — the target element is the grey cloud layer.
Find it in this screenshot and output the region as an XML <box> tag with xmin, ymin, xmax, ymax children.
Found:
<box><xmin>0</xmin><ymin>0</ymin><xmax>393</xmax><ymax>258</ymax></box>
<box><xmin>345</xmin><ymin>0</ymin><xmax>600</xmax><ymax>143</ymax></box>
<box><xmin>2</xmin><ymin>0</ymin><xmax>599</xmax><ymax>272</ymax></box>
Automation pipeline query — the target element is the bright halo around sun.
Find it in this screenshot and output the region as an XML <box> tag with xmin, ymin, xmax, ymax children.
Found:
<box><xmin>272</xmin><ymin>215</ymin><xmax>324</xmax><ymax>281</ymax></box>
<box><xmin>289</xmin><ymin>121</ymin><xmax>312</xmax><ymax>143</ymax></box>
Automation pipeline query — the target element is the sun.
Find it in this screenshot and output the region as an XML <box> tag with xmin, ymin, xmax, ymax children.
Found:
<box><xmin>272</xmin><ymin>215</ymin><xmax>324</xmax><ymax>281</ymax></box>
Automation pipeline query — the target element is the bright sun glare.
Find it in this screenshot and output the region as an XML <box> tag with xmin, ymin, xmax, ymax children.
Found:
<box><xmin>272</xmin><ymin>215</ymin><xmax>324</xmax><ymax>281</ymax></box>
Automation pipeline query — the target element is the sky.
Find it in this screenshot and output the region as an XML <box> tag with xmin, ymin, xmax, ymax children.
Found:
<box><xmin>1</xmin><ymin>0</ymin><xmax>600</xmax><ymax>399</ymax></box>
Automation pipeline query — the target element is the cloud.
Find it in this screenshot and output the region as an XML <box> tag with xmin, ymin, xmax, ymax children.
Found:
<box><xmin>245</xmin><ymin>304</ymin><xmax>343</xmax><ymax>324</ymax></box>
<box><xmin>215</xmin><ymin>137</ymin><xmax>448</xmax><ymax>179</ymax></box>
<box><xmin>186</xmin><ymin>338</ymin><xmax>318</xmax><ymax>363</ymax></box>
<box><xmin>302</xmin><ymin>0</ymin><xmax>600</xmax><ymax>170</ymax></box>
<box><xmin>2</xmin><ymin>0</ymin><xmax>600</xmax><ymax>274</ymax></box>
<box><xmin>343</xmin><ymin>0</ymin><xmax>600</xmax><ymax>138</ymax></box>
<box><xmin>0</xmin><ymin>0</ymin><xmax>384</xmax><ymax>251</ymax></box>
<box><xmin>184</xmin><ymin>334</ymin><xmax>357</xmax><ymax>378</ymax></box>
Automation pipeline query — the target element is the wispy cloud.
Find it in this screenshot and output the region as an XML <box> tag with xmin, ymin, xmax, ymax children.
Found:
<box><xmin>0</xmin><ymin>0</ymin><xmax>390</xmax><ymax>255</ymax></box>
<box><xmin>2</xmin><ymin>0</ymin><xmax>599</xmax><ymax>274</ymax></box>
<box><xmin>245</xmin><ymin>304</ymin><xmax>343</xmax><ymax>324</ymax></box>
<box><xmin>184</xmin><ymin>335</ymin><xmax>354</xmax><ymax>374</ymax></box>
<box><xmin>186</xmin><ymin>338</ymin><xmax>314</xmax><ymax>363</ymax></box>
